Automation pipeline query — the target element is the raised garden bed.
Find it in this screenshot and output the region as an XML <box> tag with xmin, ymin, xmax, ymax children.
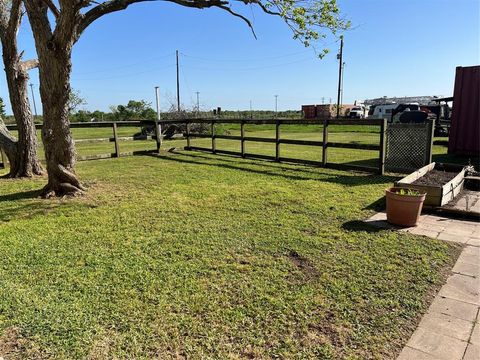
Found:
<box><xmin>395</xmin><ymin>162</ymin><xmax>466</xmax><ymax>207</ymax></box>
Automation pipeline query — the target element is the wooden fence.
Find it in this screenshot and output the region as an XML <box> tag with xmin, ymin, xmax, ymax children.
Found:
<box><xmin>163</xmin><ymin>117</ymin><xmax>387</xmax><ymax>174</ymax></box>
<box><xmin>2</xmin><ymin>118</ymin><xmax>387</xmax><ymax>174</ymax></box>
<box><xmin>3</xmin><ymin>120</ymin><xmax>161</xmax><ymax>162</ymax></box>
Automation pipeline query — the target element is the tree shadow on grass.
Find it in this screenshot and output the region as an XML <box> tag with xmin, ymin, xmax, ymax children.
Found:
<box><xmin>0</xmin><ymin>189</ymin><xmax>41</xmax><ymax>202</ymax></box>
<box><xmin>0</xmin><ymin>189</ymin><xmax>92</xmax><ymax>223</ymax></box>
<box><xmin>149</xmin><ymin>151</ymin><xmax>399</xmax><ymax>187</ymax></box>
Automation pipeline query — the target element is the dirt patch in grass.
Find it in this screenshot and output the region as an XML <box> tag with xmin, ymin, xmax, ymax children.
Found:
<box><xmin>0</xmin><ymin>327</ymin><xmax>45</xmax><ymax>359</ymax></box>
<box><xmin>412</xmin><ymin>170</ymin><xmax>458</xmax><ymax>186</ymax></box>
<box><xmin>287</xmin><ymin>250</ymin><xmax>320</xmax><ymax>280</ymax></box>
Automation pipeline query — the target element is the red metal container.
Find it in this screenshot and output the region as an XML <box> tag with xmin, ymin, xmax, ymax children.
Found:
<box><xmin>449</xmin><ymin>65</ymin><xmax>480</xmax><ymax>156</ymax></box>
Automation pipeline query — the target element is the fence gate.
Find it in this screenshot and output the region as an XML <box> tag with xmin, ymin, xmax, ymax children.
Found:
<box><xmin>385</xmin><ymin>120</ymin><xmax>434</xmax><ymax>173</ymax></box>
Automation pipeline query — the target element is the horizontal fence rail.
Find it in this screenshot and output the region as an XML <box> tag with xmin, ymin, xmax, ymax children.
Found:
<box><xmin>181</xmin><ymin>117</ymin><xmax>387</xmax><ymax>174</ymax></box>
<box><xmin>3</xmin><ymin>118</ymin><xmax>387</xmax><ymax>174</ymax></box>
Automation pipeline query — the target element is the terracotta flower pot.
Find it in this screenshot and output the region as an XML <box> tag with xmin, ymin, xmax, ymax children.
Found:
<box><xmin>386</xmin><ymin>187</ymin><xmax>427</xmax><ymax>227</ymax></box>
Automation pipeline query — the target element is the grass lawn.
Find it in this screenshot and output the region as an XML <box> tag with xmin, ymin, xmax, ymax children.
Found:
<box><xmin>0</xmin><ymin>139</ymin><xmax>461</xmax><ymax>359</ymax></box>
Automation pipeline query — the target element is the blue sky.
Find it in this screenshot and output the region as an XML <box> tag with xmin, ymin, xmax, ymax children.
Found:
<box><xmin>1</xmin><ymin>0</ymin><xmax>479</xmax><ymax>114</ymax></box>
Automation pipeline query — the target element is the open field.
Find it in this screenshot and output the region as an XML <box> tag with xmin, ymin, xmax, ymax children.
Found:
<box><xmin>0</xmin><ymin>136</ymin><xmax>461</xmax><ymax>358</ymax></box>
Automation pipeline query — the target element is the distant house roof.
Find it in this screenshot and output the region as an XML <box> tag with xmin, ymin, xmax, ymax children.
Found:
<box><xmin>431</xmin><ymin>96</ymin><xmax>454</xmax><ymax>102</ymax></box>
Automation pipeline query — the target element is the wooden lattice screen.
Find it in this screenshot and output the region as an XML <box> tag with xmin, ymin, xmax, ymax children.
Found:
<box><xmin>385</xmin><ymin>120</ymin><xmax>434</xmax><ymax>173</ymax></box>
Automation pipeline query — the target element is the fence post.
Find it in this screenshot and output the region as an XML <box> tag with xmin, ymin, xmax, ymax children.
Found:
<box><xmin>379</xmin><ymin>118</ymin><xmax>387</xmax><ymax>175</ymax></box>
<box><xmin>322</xmin><ymin>118</ymin><xmax>328</xmax><ymax>166</ymax></box>
<box><xmin>112</xmin><ymin>122</ymin><xmax>120</xmax><ymax>157</ymax></box>
<box><xmin>275</xmin><ymin>119</ymin><xmax>280</xmax><ymax>161</ymax></box>
<box><xmin>241</xmin><ymin>120</ymin><xmax>245</xmax><ymax>158</ymax></box>
<box><xmin>185</xmin><ymin>120</ymin><xmax>191</xmax><ymax>149</ymax></box>
<box><xmin>426</xmin><ymin>119</ymin><xmax>434</xmax><ymax>165</ymax></box>
<box><xmin>211</xmin><ymin>120</ymin><xmax>216</xmax><ymax>154</ymax></box>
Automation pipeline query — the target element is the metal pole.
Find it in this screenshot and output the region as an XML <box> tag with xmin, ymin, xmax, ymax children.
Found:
<box><xmin>340</xmin><ymin>62</ymin><xmax>345</xmax><ymax>108</ymax></box>
<box><xmin>176</xmin><ymin>50</ymin><xmax>180</xmax><ymax>112</ymax></box>
<box><xmin>336</xmin><ymin>36</ymin><xmax>344</xmax><ymax>119</ymax></box>
<box><xmin>274</xmin><ymin>95</ymin><xmax>278</xmax><ymax>115</ymax></box>
<box><xmin>29</xmin><ymin>83</ymin><xmax>38</xmax><ymax>118</ymax></box>
<box><xmin>195</xmin><ymin>91</ymin><xmax>200</xmax><ymax>113</ymax></box>
<box><xmin>154</xmin><ymin>86</ymin><xmax>162</xmax><ymax>153</ymax></box>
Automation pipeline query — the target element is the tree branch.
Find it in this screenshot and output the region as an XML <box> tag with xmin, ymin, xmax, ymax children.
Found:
<box><xmin>41</xmin><ymin>0</ymin><xmax>60</xmax><ymax>18</ymax></box>
<box><xmin>214</xmin><ymin>4</ymin><xmax>256</xmax><ymax>39</ymax></box>
<box><xmin>7</xmin><ymin>0</ymin><xmax>23</xmax><ymax>38</ymax></box>
<box><xmin>78</xmin><ymin>0</ymin><xmax>229</xmax><ymax>34</ymax></box>
<box><xmin>20</xmin><ymin>58</ymin><xmax>39</xmax><ymax>71</ymax></box>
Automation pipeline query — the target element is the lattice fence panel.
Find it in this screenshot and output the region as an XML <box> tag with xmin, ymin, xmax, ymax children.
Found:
<box><xmin>385</xmin><ymin>122</ymin><xmax>432</xmax><ymax>173</ymax></box>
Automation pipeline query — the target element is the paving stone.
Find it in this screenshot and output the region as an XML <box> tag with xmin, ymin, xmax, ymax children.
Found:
<box><xmin>397</xmin><ymin>346</ymin><xmax>442</xmax><ymax>360</ymax></box>
<box><xmin>467</xmin><ymin>237</ymin><xmax>480</xmax><ymax>247</ymax></box>
<box><xmin>438</xmin><ymin>274</ymin><xmax>480</xmax><ymax>306</ymax></box>
<box><xmin>421</xmin><ymin>215</ymin><xmax>451</xmax><ymax>224</ymax></box>
<box><xmin>438</xmin><ymin>232</ymin><xmax>468</xmax><ymax>244</ymax></box>
<box><xmin>368</xmin><ymin>212</ymin><xmax>387</xmax><ymax>221</ymax></box>
<box><xmin>408</xmin><ymin>227</ymin><xmax>441</xmax><ymax>238</ymax></box>
<box><xmin>417</xmin><ymin>312</ymin><xmax>473</xmax><ymax>341</ymax></box>
<box><xmin>457</xmin><ymin>251</ymin><xmax>480</xmax><ymax>267</ymax></box>
<box><xmin>416</xmin><ymin>221</ymin><xmax>447</xmax><ymax>231</ymax></box>
<box><xmin>463</xmin><ymin>343</ymin><xmax>479</xmax><ymax>360</ymax></box>
<box><xmin>428</xmin><ymin>297</ymin><xmax>479</xmax><ymax>322</ymax></box>
<box><xmin>471</xmin><ymin>322</ymin><xmax>480</xmax><ymax>345</ymax></box>
<box><xmin>442</xmin><ymin>226</ymin><xmax>477</xmax><ymax>237</ymax></box>
<box><xmin>464</xmin><ymin>246</ymin><xmax>480</xmax><ymax>256</ymax></box>
<box><xmin>452</xmin><ymin>261</ymin><xmax>480</xmax><ymax>278</ymax></box>
<box><xmin>406</xmin><ymin>327</ymin><xmax>468</xmax><ymax>360</ymax></box>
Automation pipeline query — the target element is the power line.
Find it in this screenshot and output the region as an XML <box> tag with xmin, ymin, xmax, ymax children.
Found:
<box><xmin>180</xmin><ymin>50</ymin><xmax>313</xmax><ymax>63</ymax></box>
<box><xmin>72</xmin><ymin>63</ymin><xmax>175</xmax><ymax>81</ymax></box>
<box><xmin>74</xmin><ymin>52</ymin><xmax>174</xmax><ymax>75</ymax></box>
<box><xmin>182</xmin><ymin>57</ymin><xmax>313</xmax><ymax>72</ymax></box>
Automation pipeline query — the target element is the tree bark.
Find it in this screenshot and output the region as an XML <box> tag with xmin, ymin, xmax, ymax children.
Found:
<box><xmin>1</xmin><ymin>52</ymin><xmax>43</xmax><ymax>177</ymax></box>
<box><xmin>36</xmin><ymin>47</ymin><xmax>84</xmax><ymax>197</ymax></box>
<box><xmin>0</xmin><ymin>121</ymin><xmax>18</xmax><ymax>176</ymax></box>
<box><xmin>0</xmin><ymin>0</ymin><xmax>43</xmax><ymax>178</ymax></box>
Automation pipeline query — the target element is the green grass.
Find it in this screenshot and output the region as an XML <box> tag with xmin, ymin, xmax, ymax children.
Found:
<box><xmin>0</xmin><ymin>139</ymin><xmax>460</xmax><ymax>359</ymax></box>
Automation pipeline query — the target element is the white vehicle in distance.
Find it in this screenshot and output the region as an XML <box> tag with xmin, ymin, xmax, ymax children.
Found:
<box><xmin>348</xmin><ymin>106</ymin><xmax>366</xmax><ymax>118</ymax></box>
<box><xmin>368</xmin><ymin>103</ymin><xmax>420</xmax><ymax>122</ymax></box>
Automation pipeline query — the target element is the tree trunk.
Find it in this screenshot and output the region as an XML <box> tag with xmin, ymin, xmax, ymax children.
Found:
<box><xmin>0</xmin><ymin>23</ymin><xmax>43</xmax><ymax>177</ymax></box>
<box><xmin>37</xmin><ymin>48</ymin><xmax>84</xmax><ymax>197</ymax></box>
<box><xmin>0</xmin><ymin>122</ymin><xmax>19</xmax><ymax>176</ymax></box>
<box><xmin>2</xmin><ymin>54</ymin><xmax>43</xmax><ymax>177</ymax></box>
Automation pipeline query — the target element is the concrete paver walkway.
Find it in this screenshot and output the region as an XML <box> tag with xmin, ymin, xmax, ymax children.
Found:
<box><xmin>365</xmin><ymin>212</ymin><xmax>479</xmax><ymax>360</ymax></box>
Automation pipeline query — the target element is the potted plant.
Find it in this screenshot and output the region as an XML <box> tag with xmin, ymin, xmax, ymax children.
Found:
<box><xmin>386</xmin><ymin>187</ymin><xmax>427</xmax><ymax>227</ymax></box>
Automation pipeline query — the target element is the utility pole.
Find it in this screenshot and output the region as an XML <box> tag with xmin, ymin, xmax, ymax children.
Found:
<box><xmin>336</xmin><ymin>35</ymin><xmax>344</xmax><ymax>119</ymax></box>
<box><xmin>29</xmin><ymin>83</ymin><xmax>38</xmax><ymax>118</ymax></box>
<box><xmin>154</xmin><ymin>86</ymin><xmax>161</xmax><ymax>153</ymax></box>
<box><xmin>274</xmin><ymin>95</ymin><xmax>278</xmax><ymax>115</ymax></box>
<box><xmin>195</xmin><ymin>91</ymin><xmax>200</xmax><ymax>113</ymax></box>
<box><xmin>340</xmin><ymin>62</ymin><xmax>345</xmax><ymax>109</ymax></box>
<box><xmin>176</xmin><ymin>50</ymin><xmax>180</xmax><ymax>112</ymax></box>
<box><xmin>249</xmin><ymin>100</ymin><xmax>252</xmax><ymax>119</ymax></box>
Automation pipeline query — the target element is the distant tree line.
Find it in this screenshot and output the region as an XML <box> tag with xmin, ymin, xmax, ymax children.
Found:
<box><xmin>1</xmin><ymin>96</ymin><xmax>304</xmax><ymax>124</ymax></box>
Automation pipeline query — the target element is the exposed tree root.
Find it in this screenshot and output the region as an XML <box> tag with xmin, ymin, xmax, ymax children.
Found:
<box><xmin>40</xmin><ymin>164</ymin><xmax>86</xmax><ymax>198</ymax></box>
